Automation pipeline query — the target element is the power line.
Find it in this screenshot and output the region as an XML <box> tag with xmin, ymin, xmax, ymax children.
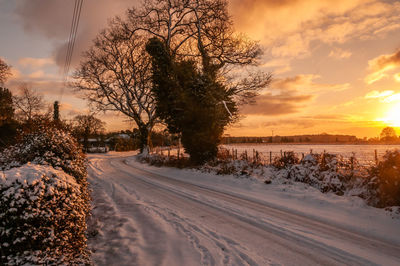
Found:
<box><xmin>63</xmin><ymin>0</ymin><xmax>78</xmax><ymax>78</ymax></box>
<box><xmin>65</xmin><ymin>0</ymin><xmax>83</xmax><ymax>78</ymax></box>
<box><xmin>60</xmin><ymin>0</ymin><xmax>84</xmax><ymax>101</ymax></box>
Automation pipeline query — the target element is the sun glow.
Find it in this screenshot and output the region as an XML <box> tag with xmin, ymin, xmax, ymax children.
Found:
<box><xmin>380</xmin><ymin>103</ymin><xmax>400</xmax><ymax>127</ymax></box>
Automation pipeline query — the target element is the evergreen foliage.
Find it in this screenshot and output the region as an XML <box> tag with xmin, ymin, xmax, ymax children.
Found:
<box><xmin>146</xmin><ymin>38</ymin><xmax>236</xmax><ymax>164</ymax></box>
<box><xmin>53</xmin><ymin>101</ymin><xmax>60</xmax><ymax>121</ymax></box>
<box><xmin>0</xmin><ymin>87</ymin><xmax>18</xmax><ymax>150</ymax></box>
<box><xmin>0</xmin><ymin>87</ymin><xmax>14</xmax><ymax>123</ymax></box>
<box><xmin>368</xmin><ymin>150</ymin><xmax>400</xmax><ymax>207</ymax></box>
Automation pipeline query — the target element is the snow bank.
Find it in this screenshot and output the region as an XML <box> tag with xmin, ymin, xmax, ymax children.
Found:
<box><xmin>0</xmin><ymin>163</ymin><xmax>90</xmax><ymax>265</ymax></box>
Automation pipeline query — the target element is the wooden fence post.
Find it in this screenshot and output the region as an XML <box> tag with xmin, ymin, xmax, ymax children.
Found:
<box><xmin>270</xmin><ymin>151</ymin><xmax>272</xmax><ymax>164</ymax></box>
<box><xmin>375</xmin><ymin>149</ymin><xmax>378</xmax><ymax>165</ymax></box>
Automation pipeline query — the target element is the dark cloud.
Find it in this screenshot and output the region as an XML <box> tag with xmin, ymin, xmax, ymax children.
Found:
<box><xmin>370</xmin><ymin>49</ymin><xmax>400</xmax><ymax>70</ymax></box>
<box><xmin>240</xmin><ymin>92</ymin><xmax>313</xmax><ymax>115</ymax></box>
<box><xmin>239</xmin><ymin>72</ymin><xmax>351</xmax><ymax>116</ymax></box>
<box><xmin>15</xmin><ymin>0</ymin><xmax>137</xmax><ymax>70</ymax></box>
<box><xmin>240</xmin><ymin>73</ymin><xmax>348</xmax><ymax>116</ymax></box>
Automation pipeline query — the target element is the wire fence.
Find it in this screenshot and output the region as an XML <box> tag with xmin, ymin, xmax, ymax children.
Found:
<box><xmin>150</xmin><ymin>144</ymin><xmax>397</xmax><ymax>167</ymax></box>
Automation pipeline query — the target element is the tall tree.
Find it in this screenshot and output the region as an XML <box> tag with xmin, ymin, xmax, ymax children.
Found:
<box><xmin>147</xmin><ymin>37</ymin><xmax>235</xmax><ymax>163</ymax></box>
<box><xmin>53</xmin><ymin>101</ymin><xmax>60</xmax><ymax>122</ymax></box>
<box><xmin>0</xmin><ymin>87</ymin><xmax>14</xmax><ymax>125</ymax></box>
<box><xmin>0</xmin><ymin>58</ymin><xmax>11</xmax><ymax>85</ymax></box>
<box><xmin>0</xmin><ymin>87</ymin><xmax>18</xmax><ymax>149</ymax></box>
<box><xmin>0</xmin><ymin>62</ymin><xmax>17</xmax><ymax>149</ymax></box>
<box><xmin>139</xmin><ymin>0</ymin><xmax>270</xmax><ymax>162</ymax></box>
<box><xmin>73</xmin><ymin>22</ymin><xmax>156</xmax><ymax>153</ymax></box>
<box><xmin>13</xmin><ymin>84</ymin><xmax>45</xmax><ymax>122</ymax></box>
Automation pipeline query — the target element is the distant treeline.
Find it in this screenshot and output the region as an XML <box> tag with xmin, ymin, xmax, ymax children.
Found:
<box><xmin>222</xmin><ymin>134</ymin><xmax>359</xmax><ymax>144</ymax></box>
<box><xmin>222</xmin><ymin>133</ymin><xmax>400</xmax><ymax>144</ymax></box>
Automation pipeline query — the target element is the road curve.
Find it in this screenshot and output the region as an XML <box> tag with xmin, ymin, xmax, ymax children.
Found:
<box><xmin>87</xmin><ymin>153</ymin><xmax>400</xmax><ymax>266</ymax></box>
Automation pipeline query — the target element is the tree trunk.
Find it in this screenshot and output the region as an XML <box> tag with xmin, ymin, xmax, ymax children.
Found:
<box><xmin>138</xmin><ymin>125</ymin><xmax>151</xmax><ymax>154</ymax></box>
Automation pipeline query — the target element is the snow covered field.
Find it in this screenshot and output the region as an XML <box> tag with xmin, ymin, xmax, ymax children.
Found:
<box><xmin>87</xmin><ymin>151</ymin><xmax>400</xmax><ymax>266</ymax></box>
<box><xmin>224</xmin><ymin>144</ymin><xmax>400</xmax><ymax>165</ymax></box>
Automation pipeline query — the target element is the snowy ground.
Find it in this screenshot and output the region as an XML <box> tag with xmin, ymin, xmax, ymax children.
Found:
<box><xmin>87</xmin><ymin>151</ymin><xmax>400</xmax><ymax>266</ymax></box>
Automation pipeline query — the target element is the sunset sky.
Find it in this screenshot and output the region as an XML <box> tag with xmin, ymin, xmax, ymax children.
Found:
<box><xmin>1</xmin><ymin>0</ymin><xmax>400</xmax><ymax>138</ymax></box>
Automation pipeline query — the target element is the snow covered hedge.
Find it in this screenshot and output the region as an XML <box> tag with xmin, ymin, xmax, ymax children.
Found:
<box><xmin>0</xmin><ymin>120</ymin><xmax>91</xmax><ymax>264</ymax></box>
<box><xmin>0</xmin><ymin>126</ymin><xmax>87</xmax><ymax>186</ymax></box>
<box><xmin>0</xmin><ymin>164</ymin><xmax>90</xmax><ymax>265</ymax></box>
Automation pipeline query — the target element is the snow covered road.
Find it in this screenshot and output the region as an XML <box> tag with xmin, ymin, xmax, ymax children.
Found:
<box><xmin>87</xmin><ymin>152</ymin><xmax>400</xmax><ymax>266</ymax></box>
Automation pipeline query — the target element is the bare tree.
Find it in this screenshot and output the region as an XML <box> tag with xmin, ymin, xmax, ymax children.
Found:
<box><xmin>125</xmin><ymin>0</ymin><xmax>271</xmax><ymax>103</ymax></box>
<box><xmin>73</xmin><ymin>21</ymin><xmax>156</xmax><ymax>153</ymax></box>
<box><xmin>0</xmin><ymin>58</ymin><xmax>11</xmax><ymax>85</ymax></box>
<box><xmin>13</xmin><ymin>84</ymin><xmax>45</xmax><ymax>122</ymax></box>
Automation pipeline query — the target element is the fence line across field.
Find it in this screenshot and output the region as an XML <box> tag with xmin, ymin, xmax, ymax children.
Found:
<box><xmin>150</xmin><ymin>145</ymin><xmax>387</xmax><ymax>167</ymax></box>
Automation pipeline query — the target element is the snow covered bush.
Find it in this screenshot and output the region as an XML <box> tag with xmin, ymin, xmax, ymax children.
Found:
<box><xmin>0</xmin><ymin>124</ymin><xmax>87</xmax><ymax>186</ymax></box>
<box><xmin>272</xmin><ymin>151</ymin><xmax>300</xmax><ymax>169</ymax></box>
<box><xmin>0</xmin><ymin>164</ymin><xmax>90</xmax><ymax>265</ymax></box>
<box><xmin>366</xmin><ymin>150</ymin><xmax>400</xmax><ymax>207</ymax></box>
<box><xmin>284</xmin><ymin>153</ymin><xmax>349</xmax><ymax>195</ymax></box>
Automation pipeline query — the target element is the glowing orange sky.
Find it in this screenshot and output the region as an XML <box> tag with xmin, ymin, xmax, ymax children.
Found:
<box><xmin>1</xmin><ymin>0</ymin><xmax>400</xmax><ymax>138</ymax></box>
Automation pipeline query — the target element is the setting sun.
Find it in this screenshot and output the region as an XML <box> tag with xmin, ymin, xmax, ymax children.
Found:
<box><xmin>380</xmin><ymin>103</ymin><xmax>400</xmax><ymax>127</ymax></box>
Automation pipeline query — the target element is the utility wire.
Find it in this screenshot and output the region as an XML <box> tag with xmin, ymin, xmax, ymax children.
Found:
<box><xmin>60</xmin><ymin>0</ymin><xmax>84</xmax><ymax>101</ymax></box>
<box><xmin>65</xmin><ymin>0</ymin><xmax>83</xmax><ymax>78</ymax></box>
<box><xmin>63</xmin><ymin>0</ymin><xmax>78</xmax><ymax>77</ymax></box>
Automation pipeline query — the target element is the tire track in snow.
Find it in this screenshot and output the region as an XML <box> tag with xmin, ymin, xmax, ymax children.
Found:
<box><xmin>89</xmin><ymin>158</ymin><xmax>205</xmax><ymax>266</ymax></box>
<box><xmin>107</xmin><ymin>159</ymin><xmax>263</xmax><ymax>265</ymax></box>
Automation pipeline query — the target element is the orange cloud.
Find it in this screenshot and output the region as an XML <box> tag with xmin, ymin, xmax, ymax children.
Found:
<box><xmin>365</xmin><ymin>49</ymin><xmax>400</xmax><ymax>84</ymax></box>
<box><xmin>18</xmin><ymin>57</ymin><xmax>54</xmax><ymax>68</ymax></box>
<box><xmin>364</xmin><ymin>89</ymin><xmax>400</xmax><ymax>103</ymax></box>
<box><xmin>364</xmin><ymin>90</ymin><xmax>394</xmax><ymax>99</ymax></box>
<box><xmin>230</xmin><ymin>0</ymin><xmax>400</xmax><ymax>58</ymax></box>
